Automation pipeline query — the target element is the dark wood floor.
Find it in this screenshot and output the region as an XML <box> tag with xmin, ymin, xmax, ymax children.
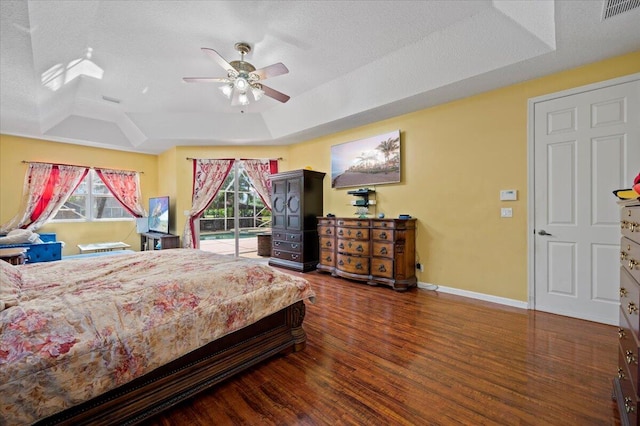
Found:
<box><xmin>148</xmin><ymin>270</ymin><xmax>622</xmax><ymax>425</ymax></box>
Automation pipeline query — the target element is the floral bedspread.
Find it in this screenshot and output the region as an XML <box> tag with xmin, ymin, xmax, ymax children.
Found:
<box><xmin>0</xmin><ymin>249</ymin><xmax>315</xmax><ymax>425</ymax></box>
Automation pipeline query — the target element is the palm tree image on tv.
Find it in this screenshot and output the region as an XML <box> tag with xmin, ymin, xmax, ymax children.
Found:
<box><xmin>331</xmin><ymin>130</ymin><xmax>401</xmax><ymax>188</ymax></box>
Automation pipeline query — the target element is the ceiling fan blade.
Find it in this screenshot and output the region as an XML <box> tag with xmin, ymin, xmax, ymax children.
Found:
<box><xmin>183</xmin><ymin>77</ymin><xmax>229</xmax><ymax>83</ymax></box>
<box><xmin>252</xmin><ymin>62</ymin><xmax>289</xmax><ymax>80</ymax></box>
<box><xmin>261</xmin><ymin>84</ymin><xmax>290</xmax><ymax>103</ymax></box>
<box><xmin>201</xmin><ymin>47</ymin><xmax>234</xmax><ymax>72</ymax></box>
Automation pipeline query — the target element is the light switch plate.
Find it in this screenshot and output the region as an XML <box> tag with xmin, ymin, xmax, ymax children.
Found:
<box><xmin>501</xmin><ymin>208</ymin><xmax>513</xmax><ymax>218</ymax></box>
<box><xmin>500</xmin><ymin>190</ymin><xmax>517</xmax><ymax>201</ymax></box>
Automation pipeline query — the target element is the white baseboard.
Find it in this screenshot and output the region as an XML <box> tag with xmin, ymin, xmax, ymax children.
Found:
<box><xmin>417</xmin><ymin>282</ymin><xmax>528</xmax><ymax>310</ymax></box>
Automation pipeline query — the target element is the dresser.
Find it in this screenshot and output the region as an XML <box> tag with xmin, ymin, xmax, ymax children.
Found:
<box><xmin>614</xmin><ymin>199</ymin><xmax>640</xmax><ymax>426</ymax></box>
<box><xmin>317</xmin><ymin>217</ymin><xmax>417</xmax><ymax>291</ymax></box>
<box><xmin>269</xmin><ymin>169</ymin><xmax>325</xmax><ymax>272</ymax></box>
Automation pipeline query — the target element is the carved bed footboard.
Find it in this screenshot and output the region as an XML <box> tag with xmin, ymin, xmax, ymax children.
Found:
<box><xmin>35</xmin><ymin>301</ymin><xmax>308</xmax><ymax>426</ymax></box>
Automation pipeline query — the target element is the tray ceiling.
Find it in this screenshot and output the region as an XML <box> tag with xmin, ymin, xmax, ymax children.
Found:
<box><xmin>1</xmin><ymin>0</ymin><xmax>639</xmax><ymax>154</ymax></box>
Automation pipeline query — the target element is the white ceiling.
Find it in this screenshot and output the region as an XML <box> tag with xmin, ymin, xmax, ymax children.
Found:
<box><xmin>1</xmin><ymin>0</ymin><xmax>639</xmax><ymax>154</ymax></box>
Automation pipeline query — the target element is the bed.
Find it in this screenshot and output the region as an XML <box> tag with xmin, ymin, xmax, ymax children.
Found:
<box><xmin>0</xmin><ymin>249</ymin><xmax>315</xmax><ymax>425</ymax></box>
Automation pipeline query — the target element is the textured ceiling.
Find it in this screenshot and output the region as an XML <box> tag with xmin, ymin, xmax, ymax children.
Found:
<box><xmin>1</xmin><ymin>0</ymin><xmax>639</xmax><ymax>154</ymax></box>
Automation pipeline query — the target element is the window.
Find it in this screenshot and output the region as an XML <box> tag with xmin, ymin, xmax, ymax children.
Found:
<box><xmin>52</xmin><ymin>170</ymin><xmax>134</xmax><ymax>221</ymax></box>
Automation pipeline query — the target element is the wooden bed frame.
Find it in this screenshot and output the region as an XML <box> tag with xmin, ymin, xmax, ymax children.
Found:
<box><xmin>35</xmin><ymin>301</ymin><xmax>308</xmax><ymax>426</ymax></box>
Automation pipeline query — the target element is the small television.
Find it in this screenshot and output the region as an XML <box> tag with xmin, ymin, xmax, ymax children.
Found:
<box><xmin>148</xmin><ymin>196</ymin><xmax>170</xmax><ymax>234</ymax></box>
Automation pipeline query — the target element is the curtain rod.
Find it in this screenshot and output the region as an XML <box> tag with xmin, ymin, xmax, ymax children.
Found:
<box><xmin>22</xmin><ymin>160</ymin><xmax>144</xmax><ymax>174</ymax></box>
<box><xmin>185</xmin><ymin>157</ymin><xmax>283</xmax><ymax>161</ymax></box>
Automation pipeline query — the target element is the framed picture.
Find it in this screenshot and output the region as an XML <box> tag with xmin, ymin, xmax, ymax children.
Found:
<box><xmin>331</xmin><ymin>130</ymin><xmax>401</xmax><ymax>189</ymax></box>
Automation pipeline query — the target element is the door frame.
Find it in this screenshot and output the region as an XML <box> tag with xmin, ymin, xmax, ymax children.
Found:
<box><xmin>527</xmin><ymin>72</ymin><xmax>640</xmax><ymax>310</ymax></box>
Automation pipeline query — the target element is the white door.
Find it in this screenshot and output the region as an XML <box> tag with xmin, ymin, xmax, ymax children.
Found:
<box><xmin>532</xmin><ymin>77</ymin><xmax>640</xmax><ymax>325</ymax></box>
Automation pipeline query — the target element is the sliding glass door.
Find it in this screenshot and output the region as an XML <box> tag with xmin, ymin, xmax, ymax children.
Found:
<box><xmin>198</xmin><ymin>162</ymin><xmax>271</xmax><ymax>257</ymax></box>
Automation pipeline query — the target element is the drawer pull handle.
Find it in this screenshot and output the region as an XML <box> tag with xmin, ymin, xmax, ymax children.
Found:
<box><xmin>379</xmin><ymin>232</ymin><xmax>387</xmax><ymax>239</ymax></box>
<box><xmin>625</xmin><ymin>397</ymin><xmax>635</xmax><ymax>413</ymax></box>
<box><xmin>291</xmin><ymin>244</ymin><xmax>299</xmax><ymax>249</ymax></box>
<box><xmin>356</xmin><ymin>245</ymin><xmax>364</xmax><ymax>253</ymax></box>
<box><xmin>380</xmin><ymin>247</ymin><xmax>388</xmax><ymax>255</ymax></box>
<box><xmin>326</xmin><ymin>229</ymin><xmax>332</xmax><ymax>235</ymax></box>
<box><xmin>626</xmin><ymin>350</ymin><xmax>637</xmax><ymax>365</ymax></box>
<box><xmin>291</xmin><ymin>254</ymin><xmax>299</xmax><ymax>260</ymax></box>
<box><xmin>325</xmin><ymin>242</ymin><xmax>332</xmax><ymax>248</ymax></box>
<box><xmin>338</xmin><ymin>230</ymin><xmax>344</xmax><ymax>236</ymax></box>
<box><xmin>355</xmin><ymin>262</ymin><xmax>363</xmax><ymax>270</ymax></box>
<box><xmin>629</xmin><ymin>259</ymin><xmax>638</xmax><ymax>270</ymax></box>
<box><xmin>356</xmin><ymin>221</ymin><xmax>363</xmax><ymax>227</ymax></box>
<box><xmin>628</xmin><ymin>302</ymin><xmax>638</xmax><ymax>315</ymax></box>
<box><xmin>631</xmin><ymin>222</ymin><xmax>638</xmax><ymax>232</ymax></box>
<box><xmin>338</xmin><ymin>260</ymin><xmax>344</xmax><ymax>266</ymax></box>
<box><xmin>621</xmin><ymin>220</ymin><xmax>628</xmax><ymax>230</ymax></box>
<box><xmin>356</xmin><ymin>231</ymin><xmax>363</xmax><ymax>238</ymax></box>
<box><xmin>339</xmin><ymin>243</ymin><xmax>344</xmax><ymax>249</ymax></box>
<box><xmin>618</xmin><ymin>367</ymin><xmax>626</xmax><ymax>379</ymax></box>
<box><xmin>619</xmin><ymin>327</ymin><xmax>627</xmax><ymax>339</ymax></box>
<box><xmin>620</xmin><ymin>287</ymin><xmax>628</xmax><ymax>298</ymax></box>
<box><xmin>274</xmin><ymin>250</ymin><xmax>280</xmax><ymax>256</ymax></box>
<box><xmin>274</xmin><ymin>241</ymin><xmax>281</xmax><ymax>246</ymax></box>
<box><xmin>621</xmin><ymin>251</ymin><xmax>628</xmax><ymax>261</ymax></box>
<box><xmin>325</xmin><ymin>256</ymin><xmax>332</xmax><ymax>262</ymax></box>
<box><xmin>378</xmin><ymin>265</ymin><xmax>387</xmax><ymax>272</ymax></box>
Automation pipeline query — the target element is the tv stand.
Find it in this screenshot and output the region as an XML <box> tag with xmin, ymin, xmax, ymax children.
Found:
<box><xmin>141</xmin><ymin>232</ymin><xmax>180</xmax><ymax>250</ymax></box>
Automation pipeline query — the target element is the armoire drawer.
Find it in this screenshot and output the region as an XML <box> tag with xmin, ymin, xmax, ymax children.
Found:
<box><xmin>272</xmin><ymin>239</ymin><xmax>302</xmax><ymax>253</ymax></box>
<box><xmin>272</xmin><ymin>249</ymin><xmax>302</xmax><ymax>263</ymax></box>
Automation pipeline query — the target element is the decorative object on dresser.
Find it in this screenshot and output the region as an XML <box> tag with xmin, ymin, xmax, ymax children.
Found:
<box><xmin>614</xmin><ymin>198</ymin><xmax>640</xmax><ymax>425</ymax></box>
<box><xmin>269</xmin><ymin>169</ymin><xmax>326</xmax><ymax>272</ymax></box>
<box><xmin>317</xmin><ymin>217</ymin><xmax>417</xmax><ymax>291</ymax></box>
<box><xmin>140</xmin><ymin>231</ymin><xmax>180</xmax><ymax>250</ymax></box>
<box><xmin>348</xmin><ymin>188</ymin><xmax>375</xmax><ymax>217</ymax></box>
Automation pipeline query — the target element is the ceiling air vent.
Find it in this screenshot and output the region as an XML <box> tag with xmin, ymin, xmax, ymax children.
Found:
<box><xmin>602</xmin><ymin>0</ymin><xmax>640</xmax><ymax>20</ymax></box>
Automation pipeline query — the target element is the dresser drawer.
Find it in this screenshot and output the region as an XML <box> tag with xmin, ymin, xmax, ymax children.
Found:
<box><xmin>318</xmin><ymin>225</ymin><xmax>334</xmax><ymax>237</ymax></box>
<box><xmin>372</xmin><ymin>228</ymin><xmax>394</xmax><ymax>241</ymax></box>
<box><xmin>336</xmin><ymin>226</ymin><xmax>369</xmax><ymax>240</ymax></box>
<box><xmin>621</xmin><ymin>267</ymin><xmax>640</xmax><ymax>340</ymax></box>
<box><xmin>336</xmin><ymin>218</ymin><xmax>368</xmax><ymax>228</ymax></box>
<box><xmin>372</xmin><ymin>220</ymin><xmax>398</xmax><ymax>229</ymax></box>
<box><xmin>371</xmin><ymin>258</ymin><xmax>394</xmax><ymax>279</ymax></box>
<box><xmin>616</xmin><ymin>369</ymin><xmax>639</xmax><ymax>426</ymax></box>
<box><xmin>272</xmin><ymin>239</ymin><xmax>302</xmax><ymax>253</ymax></box>
<box><xmin>622</xmin><ymin>236</ymin><xmax>640</xmax><ymax>283</ymax></box>
<box><xmin>622</xmin><ymin>205</ymin><xmax>640</xmax><ymax>244</ymax></box>
<box><xmin>372</xmin><ymin>241</ymin><xmax>394</xmax><ymax>258</ymax></box>
<box><xmin>319</xmin><ymin>249</ymin><xmax>335</xmax><ymax>267</ymax></box>
<box><xmin>619</xmin><ymin>310</ymin><xmax>640</xmax><ymax>396</ymax></box>
<box><xmin>271</xmin><ymin>249</ymin><xmax>302</xmax><ymax>263</ymax></box>
<box><xmin>317</xmin><ymin>217</ymin><xmax>335</xmax><ymax>226</ymax></box>
<box><xmin>337</xmin><ymin>238</ymin><xmax>370</xmax><ymax>256</ymax></box>
<box><xmin>319</xmin><ymin>236</ymin><xmax>334</xmax><ymax>250</ymax></box>
<box><xmin>336</xmin><ymin>253</ymin><xmax>369</xmax><ymax>274</ymax></box>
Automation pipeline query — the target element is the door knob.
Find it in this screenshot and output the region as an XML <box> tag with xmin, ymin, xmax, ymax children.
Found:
<box><xmin>538</xmin><ymin>229</ymin><xmax>552</xmax><ymax>236</ymax></box>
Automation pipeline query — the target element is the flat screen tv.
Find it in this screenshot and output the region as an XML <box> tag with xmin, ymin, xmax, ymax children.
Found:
<box><xmin>148</xmin><ymin>196</ymin><xmax>170</xmax><ymax>234</ymax></box>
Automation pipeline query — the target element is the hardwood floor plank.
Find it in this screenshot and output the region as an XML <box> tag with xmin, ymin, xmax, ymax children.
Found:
<box><xmin>148</xmin><ymin>271</ymin><xmax>621</xmax><ymax>425</ymax></box>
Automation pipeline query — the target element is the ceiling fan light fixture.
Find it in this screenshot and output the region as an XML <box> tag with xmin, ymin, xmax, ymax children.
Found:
<box><xmin>251</xmin><ymin>85</ymin><xmax>264</xmax><ymax>101</ymax></box>
<box><xmin>219</xmin><ymin>84</ymin><xmax>233</xmax><ymax>99</ymax></box>
<box><xmin>238</xmin><ymin>92</ymin><xmax>249</xmax><ymax>106</ymax></box>
<box><xmin>234</xmin><ymin>77</ymin><xmax>248</xmax><ymax>92</ymax></box>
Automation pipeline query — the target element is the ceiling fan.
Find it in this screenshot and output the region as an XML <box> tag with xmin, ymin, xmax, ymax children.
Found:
<box><xmin>183</xmin><ymin>42</ymin><xmax>290</xmax><ymax>105</ymax></box>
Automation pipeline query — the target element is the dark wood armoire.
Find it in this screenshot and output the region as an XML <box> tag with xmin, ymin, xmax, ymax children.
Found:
<box><xmin>269</xmin><ymin>169</ymin><xmax>325</xmax><ymax>272</ymax></box>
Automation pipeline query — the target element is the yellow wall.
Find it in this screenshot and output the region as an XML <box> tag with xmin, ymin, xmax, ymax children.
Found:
<box><xmin>0</xmin><ymin>135</ymin><xmax>158</xmax><ymax>254</ymax></box>
<box><xmin>1</xmin><ymin>51</ymin><xmax>638</xmax><ymax>302</ymax></box>
<box><xmin>289</xmin><ymin>51</ymin><xmax>640</xmax><ymax>301</ymax></box>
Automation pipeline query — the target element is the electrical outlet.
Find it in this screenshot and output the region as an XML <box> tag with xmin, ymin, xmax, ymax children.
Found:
<box><xmin>416</xmin><ymin>263</ymin><xmax>424</xmax><ymax>272</ymax></box>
